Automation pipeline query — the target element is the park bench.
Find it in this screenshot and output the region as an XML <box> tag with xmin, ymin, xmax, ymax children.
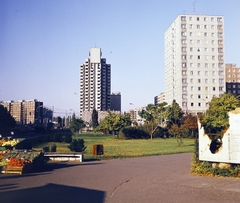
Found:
<box><xmin>44</xmin><ymin>152</ymin><xmax>83</xmax><ymax>162</ymax></box>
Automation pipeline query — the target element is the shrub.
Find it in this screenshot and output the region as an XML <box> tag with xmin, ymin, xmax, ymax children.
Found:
<box><xmin>50</xmin><ymin>144</ymin><xmax>57</xmax><ymax>152</ymax></box>
<box><xmin>119</xmin><ymin>127</ymin><xmax>149</xmax><ymax>139</ymax></box>
<box><xmin>68</xmin><ymin>139</ymin><xmax>86</xmax><ymax>152</ymax></box>
<box><xmin>42</xmin><ymin>146</ymin><xmax>50</xmax><ymax>152</ymax></box>
<box><xmin>153</xmin><ymin>127</ymin><xmax>169</xmax><ymax>138</ymax></box>
<box><xmin>47</xmin><ymin>131</ymin><xmax>72</xmax><ymax>143</ymax></box>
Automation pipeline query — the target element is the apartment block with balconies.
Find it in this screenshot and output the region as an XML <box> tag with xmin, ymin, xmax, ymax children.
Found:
<box><xmin>80</xmin><ymin>48</ymin><xmax>111</xmax><ymax>118</ymax></box>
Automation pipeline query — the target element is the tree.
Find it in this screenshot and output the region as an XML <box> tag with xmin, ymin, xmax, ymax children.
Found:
<box><xmin>182</xmin><ymin>114</ymin><xmax>198</xmax><ymax>138</ymax></box>
<box><xmin>138</xmin><ymin>102</ymin><xmax>168</xmax><ymax>139</ymax></box>
<box><xmin>68</xmin><ymin>139</ymin><xmax>87</xmax><ymax>152</ymax></box>
<box><xmin>156</xmin><ymin>102</ymin><xmax>168</xmax><ymax>127</ymax></box>
<box><xmin>91</xmin><ymin>109</ymin><xmax>99</xmax><ymax>128</ymax></box>
<box><xmin>69</xmin><ymin>114</ymin><xmax>86</xmax><ymax>133</ymax></box>
<box><xmin>168</xmin><ymin>124</ymin><xmax>183</xmax><ymax>146</ymax></box>
<box><xmin>0</xmin><ymin>105</ymin><xmax>16</xmax><ymax>132</ymax></box>
<box><xmin>200</xmin><ymin>93</ymin><xmax>240</xmax><ymax>134</ymax></box>
<box><xmin>96</xmin><ymin>111</ymin><xmax>131</xmax><ymax>134</ymax></box>
<box><xmin>139</xmin><ymin>104</ymin><xmax>156</xmax><ymax>139</ymax></box>
<box><xmin>166</xmin><ymin>100</ymin><xmax>184</xmax><ymax>128</ymax></box>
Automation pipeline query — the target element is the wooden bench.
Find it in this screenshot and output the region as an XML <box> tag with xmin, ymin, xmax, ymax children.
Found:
<box><xmin>44</xmin><ymin>152</ymin><xmax>83</xmax><ymax>162</ymax></box>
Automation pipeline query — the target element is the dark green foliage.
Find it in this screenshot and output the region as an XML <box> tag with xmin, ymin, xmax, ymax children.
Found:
<box><xmin>92</xmin><ymin>109</ymin><xmax>99</xmax><ymax>128</ymax></box>
<box><xmin>50</xmin><ymin>144</ymin><xmax>57</xmax><ymax>152</ymax></box>
<box><xmin>47</xmin><ymin>131</ymin><xmax>72</xmax><ymax>143</ymax></box>
<box><xmin>68</xmin><ymin>139</ymin><xmax>87</xmax><ymax>152</ymax></box>
<box><xmin>0</xmin><ymin>105</ymin><xmax>16</xmax><ymax>132</ymax></box>
<box><xmin>42</xmin><ymin>144</ymin><xmax>57</xmax><ymax>152</ymax></box>
<box><xmin>154</xmin><ymin>127</ymin><xmax>169</xmax><ymax>138</ymax></box>
<box><xmin>119</xmin><ymin>127</ymin><xmax>149</xmax><ymax>139</ymax></box>
<box><xmin>96</xmin><ymin>111</ymin><xmax>132</xmax><ymax>134</ymax></box>
<box><xmin>199</xmin><ymin>93</ymin><xmax>240</xmax><ymax>135</ymax></box>
<box><xmin>42</xmin><ymin>146</ymin><xmax>50</xmax><ymax>152</ymax></box>
<box><xmin>166</xmin><ymin>99</ymin><xmax>184</xmax><ymax>127</ymax></box>
<box><xmin>69</xmin><ymin>115</ymin><xmax>86</xmax><ymax>133</ymax></box>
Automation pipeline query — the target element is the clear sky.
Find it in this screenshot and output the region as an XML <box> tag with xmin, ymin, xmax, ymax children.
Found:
<box><xmin>1</xmin><ymin>0</ymin><xmax>240</xmax><ymax>117</ymax></box>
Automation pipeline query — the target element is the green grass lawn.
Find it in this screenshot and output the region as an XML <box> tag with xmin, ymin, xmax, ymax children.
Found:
<box><xmin>33</xmin><ymin>133</ymin><xmax>195</xmax><ymax>160</ymax></box>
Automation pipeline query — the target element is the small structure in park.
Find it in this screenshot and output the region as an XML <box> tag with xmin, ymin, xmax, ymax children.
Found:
<box><xmin>198</xmin><ymin>108</ymin><xmax>240</xmax><ymax>164</ymax></box>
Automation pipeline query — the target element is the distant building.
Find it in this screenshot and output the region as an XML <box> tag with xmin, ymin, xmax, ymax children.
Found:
<box><xmin>225</xmin><ymin>63</ymin><xmax>240</xmax><ymax>97</ymax></box>
<box><xmin>80</xmin><ymin>48</ymin><xmax>111</xmax><ymax>118</ymax></box>
<box><xmin>154</xmin><ymin>92</ymin><xmax>166</xmax><ymax>106</ymax></box>
<box><xmin>128</xmin><ymin>107</ymin><xmax>145</xmax><ymax>126</ymax></box>
<box><xmin>0</xmin><ymin>99</ymin><xmax>53</xmax><ymax>125</ymax></box>
<box><xmin>82</xmin><ymin>110</ymin><xmax>121</xmax><ymax>124</ymax></box>
<box><xmin>165</xmin><ymin>14</ymin><xmax>225</xmax><ymax>114</ymax></box>
<box><xmin>110</xmin><ymin>92</ymin><xmax>121</xmax><ymax>111</ymax></box>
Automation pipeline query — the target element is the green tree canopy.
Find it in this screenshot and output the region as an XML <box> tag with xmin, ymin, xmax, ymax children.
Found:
<box><xmin>69</xmin><ymin>114</ymin><xmax>86</xmax><ymax>133</ymax></box>
<box><xmin>96</xmin><ymin>111</ymin><xmax>131</xmax><ymax>134</ymax></box>
<box><xmin>138</xmin><ymin>102</ymin><xmax>168</xmax><ymax>139</ymax></box>
<box><xmin>200</xmin><ymin>93</ymin><xmax>240</xmax><ymax>134</ymax></box>
<box><xmin>166</xmin><ymin>100</ymin><xmax>184</xmax><ymax>127</ymax></box>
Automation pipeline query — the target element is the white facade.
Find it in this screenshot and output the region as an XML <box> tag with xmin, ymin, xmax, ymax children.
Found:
<box><xmin>154</xmin><ymin>92</ymin><xmax>166</xmax><ymax>106</ymax></box>
<box><xmin>80</xmin><ymin>48</ymin><xmax>111</xmax><ymax>117</ymax></box>
<box><xmin>164</xmin><ymin>15</ymin><xmax>225</xmax><ymax>114</ymax></box>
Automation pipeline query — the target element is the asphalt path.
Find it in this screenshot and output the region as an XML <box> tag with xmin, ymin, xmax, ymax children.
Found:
<box><xmin>1</xmin><ymin>153</ymin><xmax>240</xmax><ymax>203</ymax></box>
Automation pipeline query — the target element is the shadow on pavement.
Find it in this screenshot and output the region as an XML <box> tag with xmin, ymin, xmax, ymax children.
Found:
<box><xmin>0</xmin><ymin>183</ymin><xmax>105</xmax><ymax>203</ymax></box>
<box><xmin>0</xmin><ymin>161</ymin><xmax>104</xmax><ymax>179</ymax></box>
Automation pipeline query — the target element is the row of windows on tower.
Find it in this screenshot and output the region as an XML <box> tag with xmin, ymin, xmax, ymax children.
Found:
<box><xmin>228</xmin><ymin>90</ymin><xmax>240</xmax><ymax>94</ymax></box>
<box><xmin>182</xmin><ymin>102</ymin><xmax>208</xmax><ymax>107</ymax></box>
<box><xmin>182</xmin><ymin>94</ymin><xmax>209</xmax><ymax>99</ymax></box>
<box><xmin>182</xmin><ymin>63</ymin><xmax>224</xmax><ymax>68</ymax></box>
<box><xmin>182</xmin><ymin>79</ymin><xmax>224</xmax><ymax>84</ymax></box>
<box><xmin>181</xmin><ymin>24</ymin><xmax>223</xmax><ymax>30</ymax></box>
<box><xmin>181</xmin><ymin>39</ymin><xmax>223</xmax><ymax>45</ymax></box>
<box><xmin>181</xmin><ymin>55</ymin><xmax>223</xmax><ymax>60</ymax></box>
<box><xmin>181</xmin><ymin>16</ymin><xmax>223</xmax><ymax>22</ymax></box>
<box><xmin>182</xmin><ymin>70</ymin><xmax>224</xmax><ymax>76</ymax></box>
<box><xmin>182</xmin><ymin>86</ymin><xmax>224</xmax><ymax>91</ymax></box>
<box><xmin>181</xmin><ymin>47</ymin><xmax>223</xmax><ymax>52</ymax></box>
<box><xmin>181</xmin><ymin>31</ymin><xmax>223</xmax><ymax>37</ymax></box>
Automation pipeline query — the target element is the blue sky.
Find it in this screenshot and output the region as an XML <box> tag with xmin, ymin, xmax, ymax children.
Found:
<box><xmin>1</xmin><ymin>0</ymin><xmax>240</xmax><ymax>116</ymax></box>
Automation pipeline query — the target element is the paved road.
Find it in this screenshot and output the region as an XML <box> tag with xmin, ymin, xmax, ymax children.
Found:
<box><xmin>1</xmin><ymin>153</ymin><xmax>240</xmax><ymax>203</ymax></box>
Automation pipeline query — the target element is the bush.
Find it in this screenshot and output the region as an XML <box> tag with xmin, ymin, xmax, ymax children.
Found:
<box><xmin>47</xmin><ymin>131</ymin><xmax>72</xmax><ymax>143</ymax></box>
<box><xmin>42</xmin><ymin>144</ymin><xmax>57</xmax><ymax>152</ymax></box>
<box><xmin>68</xmin><ymin>139</ymin><xmax>86</xmax><ymax>152</ymax></box>
<box><xmin>42</xmin><ymin>146</ymin><xmax>50</xmax><ymax>152</ymax></box>
<box><xmin>153</xmin><ymin>127</ymin><xmax>169</xmax><ymax>138</ymax></box>
<box><xmin>119</xmin><ymin>127</ymin><xmax>149</xmax><ymax>139</ymax></box>
<box><xmin>50</xmin><ymin>144</ymin><xmax>57</xmax><ymax>152</ymax></box>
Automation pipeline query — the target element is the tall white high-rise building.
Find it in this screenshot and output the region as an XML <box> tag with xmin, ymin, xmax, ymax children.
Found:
<box><xmin>80</xmin><ymin>48</ymin><xmax>111</xmax><ymax>117</ymax></box>
<box><xmin>164</xmin><ymin>14</ymin><xmax>225</xmax><ymax>114</ymax></box>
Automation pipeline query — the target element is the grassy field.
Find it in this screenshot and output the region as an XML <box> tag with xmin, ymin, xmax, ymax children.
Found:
<box><xmin>33</xmin><ymin>133</ymin><xmax>195</xmax><ymax>160</ymax></box>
